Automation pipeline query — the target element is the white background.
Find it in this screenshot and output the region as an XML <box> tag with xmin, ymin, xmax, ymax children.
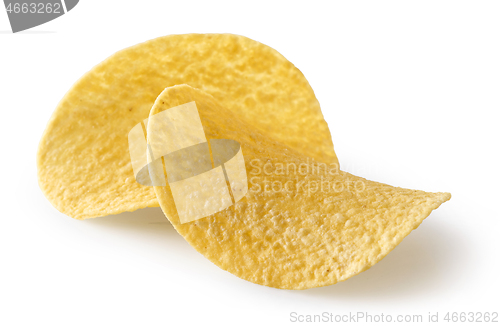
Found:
<box><xmin>1</xmin><ymin>1</ymin><xmax>499</xmax><ymax>325</ymax></box>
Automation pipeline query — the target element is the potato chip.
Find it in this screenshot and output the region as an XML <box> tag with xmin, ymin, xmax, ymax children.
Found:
<box><xmin>37</xmin><ymin>34</ymin><xmax>337</xmax><ymax>219</ymax></box>
<box><xmin>148</xmin><ymin>85</ymin><xmax>451</xmax><ymax>289</ymax></box>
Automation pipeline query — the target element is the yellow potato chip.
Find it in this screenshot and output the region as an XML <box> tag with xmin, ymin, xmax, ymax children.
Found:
<box><xmin>148</xmin><ymin>85</ymin><xmax>450</xmax><ymax>290</ymax></box>
<box><xmin>37</xmin><ymin>34</ymin><xmax>337</xmax><ymax>219</ymax></box>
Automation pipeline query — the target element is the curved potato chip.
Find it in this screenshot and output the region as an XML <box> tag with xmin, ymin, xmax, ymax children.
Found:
<box><xmin>148</xmin><ymin>85</ymin><xmax>451</xmax><ymax>290</ymax></box>
<box><xmin>37</xmin><ymin>34</ymin><xmax>337</xmax><ymax>219</ymax></box>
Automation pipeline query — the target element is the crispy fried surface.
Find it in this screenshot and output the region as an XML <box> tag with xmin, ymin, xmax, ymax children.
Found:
<box><xmin>149</xmin><ymin>85</ymin><xmax>450</xmax><ymax>289</ymax></box>
<box><xmin>37</xmin><ymin>34</ymin><xmax>336</xmax><ymax>219</ymax></box>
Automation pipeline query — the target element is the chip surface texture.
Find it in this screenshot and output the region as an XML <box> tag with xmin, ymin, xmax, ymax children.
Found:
<box><xmin>37</xmin><ymin>34</ymin><xmax>336</xmax><ymax>219</ymax></box>
<box><xmin>148</xmin><ymin>85</ymin><xmax>451</xmax><ymax>290</ymax></box>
